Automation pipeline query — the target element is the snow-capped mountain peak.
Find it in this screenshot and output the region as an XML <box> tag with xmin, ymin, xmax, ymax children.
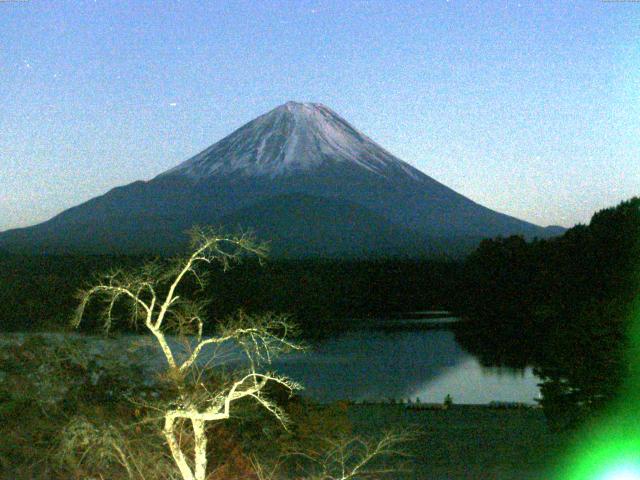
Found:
<box><xmin>0</xmin><ymin>101</ymin><xmax>559</xmax><ymax>256</ymax></box>
<box><xmin>160</xmin><ymin>101</ymin><xmax>422</xmax><ymax>181</ymax></box>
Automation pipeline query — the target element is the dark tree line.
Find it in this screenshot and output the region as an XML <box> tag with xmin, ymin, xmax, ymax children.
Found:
<box><xmin>0</xmin><ymin>254</ymin><xmax>460</xmax><ymax>336</ymax></box>
<box><xmin>455</xmin><ymin>197</ymin><xmax>640</xmax><ymax>430</ymax></box>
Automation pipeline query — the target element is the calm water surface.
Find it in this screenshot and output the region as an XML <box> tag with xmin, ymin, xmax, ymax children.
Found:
<box><xmin>272</xmin><ymin>327</ymin><xmax>540</xmax><ymax>404</ymax></box>
<box><xmin>3</xmin><ymin>326</ymin><xmax>540</xmax><ymax>405</ymax></box>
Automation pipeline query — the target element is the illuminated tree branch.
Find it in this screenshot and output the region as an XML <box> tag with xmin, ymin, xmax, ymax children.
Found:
<box><xmin>73</xmin><ymin>227</ymin><xmax>300</xmax><ymax>480</ymax></box>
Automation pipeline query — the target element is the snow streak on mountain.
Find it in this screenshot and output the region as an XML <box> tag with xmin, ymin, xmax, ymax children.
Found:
<box><xmin>161</xmin><ymin>101</ymin><xmax>422</xmax><ymax>181</ymax></box>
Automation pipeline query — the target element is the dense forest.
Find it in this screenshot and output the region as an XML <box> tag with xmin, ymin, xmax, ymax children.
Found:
<box><xmin>0</xmin><ymin>254</ymin><xmax>460</xmax><ymax>335</ymax></box>
<box><xmin>455</xmin><ymin>197</ymin><xmax>640</xmax><ymax>429</ymax></box>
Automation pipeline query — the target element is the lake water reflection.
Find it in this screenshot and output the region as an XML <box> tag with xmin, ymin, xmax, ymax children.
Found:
<box><xmin>272</xmin><ymin>328</ymin><xmax>541</xmax><ymax>404</ymax></box>
<box><xmin>1</xmin><ymin>329</ymin><xmax>540</xmax><ymax>404</ymax></box>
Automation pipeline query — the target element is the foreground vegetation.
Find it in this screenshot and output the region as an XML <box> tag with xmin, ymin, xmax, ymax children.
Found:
<box><xmin>2</xmin><ymin>333</ymin><xmax>418</xmax><ymax>479</ymax></box>
<box><xmin>1</xmin><ymin>229</ymin><xmax>410</xmax><ymax>479</ymax></box>
<box><xmin>0</xmin><ymin>332</ymin><xmax>568</xmax><ymax>480</ymax></box>
<box><xmin>348</xmin><ymin>403</ymin><xmax>567</xmax><ymax>479</ymax></box>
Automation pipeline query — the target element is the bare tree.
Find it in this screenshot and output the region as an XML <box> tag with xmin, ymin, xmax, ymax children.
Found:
<box><xmin>73</xmin><ymin>227</ymin><xmax>303</xmax><ymax>480</ymax></box>
<box><xmin>301</xmin><ymin>432</ymin><xmax>413</xmax><ymax>480</ymax></box>
<box><xmin>251</xmin><ymin>430</ymin><xmax>415</xmax><ymax>480</ymax></box>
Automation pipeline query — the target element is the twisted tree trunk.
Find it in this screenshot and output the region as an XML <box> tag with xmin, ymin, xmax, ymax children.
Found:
<box><xmin>164</xmin><ymin>415</ymin><xmax>196</xmax><ymax>480</ymax></box>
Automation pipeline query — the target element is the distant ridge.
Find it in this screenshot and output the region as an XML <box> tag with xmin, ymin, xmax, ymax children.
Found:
<box><xmin>0</xmin><ymin>101</ymin><xmax>564</xmax><ymax>257</ymax></box>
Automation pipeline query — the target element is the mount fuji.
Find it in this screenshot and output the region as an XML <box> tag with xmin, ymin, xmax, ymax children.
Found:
<box><xmin>0</xmin><ymin>102</ymin><xmax>562</xmax><ymax>257</ymax></box>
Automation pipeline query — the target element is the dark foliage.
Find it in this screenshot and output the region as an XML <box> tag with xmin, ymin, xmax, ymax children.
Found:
<box><xmin>0</xmin><ymin>255</ymin><xmax>461</xmax><ymax>336</ymax></box>
<box><xmin>455</xmin><ymin>197</ymin><xmax>640</xmax><ymax>430</ymax></box>
<box><xmin>0</xmin><ymin>255</ymin><xmax>148</xmax><ymax>331</ymax></box>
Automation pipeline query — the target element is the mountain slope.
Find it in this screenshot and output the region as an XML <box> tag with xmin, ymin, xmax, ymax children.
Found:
<box><xmin>0</xmin><ymin>101</ymin><xmax>562</xmax><ymax>256</ymax></box>
<box><xmin>217</xmin><ymin>193</ymin><xmax>437</xmax><ymax>258</ymax></box>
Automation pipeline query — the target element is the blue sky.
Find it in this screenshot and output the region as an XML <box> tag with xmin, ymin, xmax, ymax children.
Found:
<box><xmin>1</xmin><ymin>0</ymin><xmax>638</xmax><ymax>231</ymax></box>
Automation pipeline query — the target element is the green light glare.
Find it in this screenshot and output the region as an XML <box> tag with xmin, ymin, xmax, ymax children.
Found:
<box><xmin>600</xmin><ymin>463</ymin><xmax>640</xmax><ymax>480</ymax></box>
<box><xmin>556</xmin><ymin>299</ymin><xmax>640</xmax><ymax>480</ymax></box>
<box><xmin>555</xmin><ymin>419</ymin><xmax>640</xmax><ymax>480</ymax></box>
<box><xmin>553</xmin><ymin>201</ymin><xmax>640</xmax><ymax>479</ymax></box>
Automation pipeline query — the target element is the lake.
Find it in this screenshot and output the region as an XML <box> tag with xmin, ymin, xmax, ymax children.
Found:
<box><xmin>1</xmin><ymin>323</ymin><xmax>541</xmax><ymax>405</ymax></box>
<box><xmin>273</xmin><ymin>325</ymin><xmax>541</xmax><ymax>404</ymax></box>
